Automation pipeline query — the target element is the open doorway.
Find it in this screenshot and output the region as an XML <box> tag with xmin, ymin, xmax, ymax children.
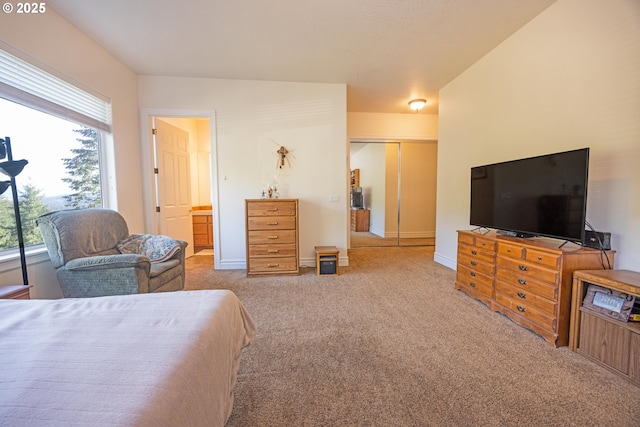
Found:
<box><xmin>349</xmin><ymin>139</ymin><xmax>437</xmax><ymax>248</ymax></box>
<box><xmin>142</xmin><ymin>111</ymin><xmax>216</xmax><ymax>264</ymax></box>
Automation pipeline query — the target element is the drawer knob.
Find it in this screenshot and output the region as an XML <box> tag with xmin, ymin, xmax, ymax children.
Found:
<box><xmin>470</xmin><ymin>272</ymin><xmax>476</xmax><ymax>277</ymax></box>
<box><xmin>268</xmin><ymin>236</ymin><xmax>279</xmax><ymax>240</ymax></box>
<box><xmin>517</xmin><ymin>291</ymin><xmax>526</xmax><ymax>299</ymax></box>
<box><xmin>537</xmin><ymin>256</ymin><xmax>543</xmax><ymax>261</ymax></box>
<box><xmin>267</xmin><ymin>221</ymin><xmax>279</xmax><ymax>225</ymax></box>
<box><xmin>517</xmin><ymin>305</ymin><xmax>526</xmax><ymax>312</ymax></box>
<box><xmin>518</xmin><ymin>264</ymin><xmax>528</xmax><ymax>272</ymax></box>
<box><xmin>471</xmin><ymin>250</ymin><xmax>477</xmax><ymax>255</ymax></box>
<box><xmin>518</xmin><ymin>278</ymin><xmax>527</xmax><ymax>285</ymax></box>
<box><xmin>267</xmin><ymin>249</ymin><xmax>279</xmax><ymax>253</ymax></box>
<box><xmin>267</xmin><ymin>263</ymin><xmax>280</xmax><ymax>267</ymax></box>
<box><xmin>470</xmin><ymin>261</ymin><xmax>477</xmax><ymax>266</ymax></box>
<box><xmin>470</xmin><ymin>282</ymin><xmax>476</xmax><ymax>288</ymax></box>
<box><xmin>267</xmin><ymin>208</ymin><xmax>279</xmax><ymax>211</ymax></box>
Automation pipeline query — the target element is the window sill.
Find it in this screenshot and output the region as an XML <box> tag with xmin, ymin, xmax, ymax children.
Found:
<box><xmin>0</xmin><ymin>245</ymin><xmax>50</xmax><ymax>274</ymax></box>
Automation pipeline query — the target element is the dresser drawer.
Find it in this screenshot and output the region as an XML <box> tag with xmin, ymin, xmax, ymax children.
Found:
<box><xmin>457</xmin><ymin>252</ymin><xmax>495</xmax><ymax>275</ymax></box>
<box><xmin>495</xmin><ymin>293</ymin><xmax>556</xmax><ymax>331</ymax></box>
<box><xmin>525</xmin><ymin>248</ymin><xmax>561</xmax><ymax>269</ymax></box>
<box><xmin>495</xmin><ymin>269</ymin><xmax>558</xmax><ymax>301</ymax></box>
<box><xmin>497</xmin><ymin>242</ymin><xmax>524</xmax><ymax>260</ymax></box>
<box><xmin>495</xmin><ymin>280</ymin><xmax>556</xmax><ymax>315</ymax></box>
<box><xmin>248</xmin><ymin>256</ymin><xmax>298</xmax><ymax>272</ymax></box>
<box><xmin>457</xmin><ymin>266</ymin><xmax>493</xmax><ymax>299</ymax></box>
<box><xmin>458</xmin><ymin>243</ymin><xmax>495</xmax><ymax>264</ymax></box>
<box><xmin>248</xmin><ymin>243</ymin><xmax>297</xmax><ymax>258</ymax></box>
<box><xmin>246</xmin><ymin>200</ymin><xmax>297</xmax><ymax>216</ymax></box>
<box><xmin>247</xmin><ymin>216</ymin><xmax>296</xmax><ymax>230</ymax></box>
<box><xmin>459</xmin><ymin>233</ymin><xmax>496</xmax><ymax>251</ymax></box>
<box><xmin>497</xmin><ymin>256</ymin><xmax>559</xmax><ymax>284</ymax></box>
<box><xmin>248</xmin><ymin>230</ymin><xmax>296</xmax><ymax>245</ymax></box>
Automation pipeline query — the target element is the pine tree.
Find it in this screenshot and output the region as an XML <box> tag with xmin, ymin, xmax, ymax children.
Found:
<box><xmin>18</xmin><ymin>183</ymin><xmax>50</xmax><ymax>245</ymax></box>
<box><xmin>0</xmin><ymin>196</ymin><xmax>15</xmax><ymax>249</ymax></box>
<box><xmin>0</xmin><ymin>183</ymin><xmax>49</xmax><ymax>249</ymax></box>
<box><xmin>62</xmin><ymin>127</ymin><xmax>102</xmax><ymax>208</ymax></box>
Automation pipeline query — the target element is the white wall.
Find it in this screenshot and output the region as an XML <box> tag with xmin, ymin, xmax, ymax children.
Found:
<box><xmin>0</xmin><ymin>9</ymin><xmax>142</xmax><ymax>297</ymax></box>
<box><xmin>435</xmin><ymin>0</ymin><xmax>640</xmax><ymax>270</ymax></box>
<box><xmin>348</xmin><ymin>112</ymin><xmax>438</xmax><ymax>140</ymax></box>
<box><xmin>138</xmin><ymin>76</ymin><xmax>348</xmax><ymax>268</ymax></box>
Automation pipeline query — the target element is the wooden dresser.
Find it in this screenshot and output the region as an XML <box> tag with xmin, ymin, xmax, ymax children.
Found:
<box><xmin>245</xmin><ymin>199</ymin><xmax>299</xmax><ymax>276</ymax></box>
<box><xmin>350</xmin><ymin>209</ymin><xmax>370</xmax><ymax>232</ymax></box>
<box><xmin>455</xmin><ymin>230</ymin><xmax>614</xmax><ymax>347</ymax></box>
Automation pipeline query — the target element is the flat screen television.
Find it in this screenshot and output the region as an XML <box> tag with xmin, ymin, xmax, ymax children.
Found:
<box><xmin>351</xmin><ymin>187</ymin><xmax>364</xmax><ymax>209</ymax></box>
<box><xmin>470</xmin><ymin>148</ymin><xmax>589</xmax><ymax>243</ymax></box>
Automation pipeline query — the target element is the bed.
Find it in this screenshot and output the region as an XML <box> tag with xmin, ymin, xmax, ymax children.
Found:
<box><xmin>0</xmin><ymin>290</ymin><xmax>256</xmax><ymax>427</ymax></box>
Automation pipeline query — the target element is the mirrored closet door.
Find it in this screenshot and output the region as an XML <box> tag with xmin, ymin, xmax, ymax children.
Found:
<box><xmin>349</xmin><ymin>140</ymin><xmax>437</xmax><ymax>248</ymax></box>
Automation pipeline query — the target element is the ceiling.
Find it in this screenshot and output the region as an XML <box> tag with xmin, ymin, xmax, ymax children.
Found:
<box><xmin>47</xmin><ymin>0</ymin><xmax>556</xmax><ymax>115</ymax></box>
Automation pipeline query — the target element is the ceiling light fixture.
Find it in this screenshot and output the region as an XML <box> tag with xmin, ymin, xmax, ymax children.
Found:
<box><xmin>408</xmin><ymin>99</ymin><xmax>427</xmax><ymax>112</ymax></box>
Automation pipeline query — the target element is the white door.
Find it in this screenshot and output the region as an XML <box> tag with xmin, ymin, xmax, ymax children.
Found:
<box><xmin>154</xmin><ymin>119</ymin><xmax>194</xmax><ymax>257</ymax></box>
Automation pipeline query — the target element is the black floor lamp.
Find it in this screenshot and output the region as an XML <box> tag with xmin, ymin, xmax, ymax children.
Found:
<box><xmin>0</xmin><ymin>137</ymin><xmax>29</xmax><ymax>286</ymax></box>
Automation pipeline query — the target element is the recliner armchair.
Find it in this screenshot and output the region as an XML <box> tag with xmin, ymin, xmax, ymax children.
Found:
<box><xmin>37</xmin><ymin>208</ymin><xmax>187</xmax><ymax>298</ymax></box>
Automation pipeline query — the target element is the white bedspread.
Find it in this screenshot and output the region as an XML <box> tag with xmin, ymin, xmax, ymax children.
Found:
<box><xmin>0</xmin><ymin>290</ymin><xmax>256</xmax><ymax>427</ymax></box>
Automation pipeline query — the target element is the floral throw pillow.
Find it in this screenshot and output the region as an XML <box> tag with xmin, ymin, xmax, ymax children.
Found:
<box><xmin>117</xmin><ymin>234</ymin><xmax>181</xmax><ymax>263</ymax></box>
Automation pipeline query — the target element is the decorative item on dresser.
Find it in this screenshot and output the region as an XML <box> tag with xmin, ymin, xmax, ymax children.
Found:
<box><xmin>245</xmin><ymin>199</ymin><xmax>299</xmax><ymax>276</ymax></box>
<box><xmin>454</xmin><ymin>230</ymin><xmax>614</xmax><ymax>347</ymax></box>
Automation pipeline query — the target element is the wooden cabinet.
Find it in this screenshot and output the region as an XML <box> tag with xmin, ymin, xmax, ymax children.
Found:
<box><xmin>350</xmin><ymin>169</ymin><xmax>360</xmax><ymax>187</ymax></box>
<box><xmin>569</xmin><ymin>270</ymin><xmax>640</xmax><ymax>386</ymax></box>
<box><xmin>455</xmin><ymin>230</ymin><xmax>614</xmax><ymax>347</ymax></box>
<box><xmin>0</xmin><ymin>285</ymin><xmax>31</xmax><ymax>300</ymax></box>
<box><xmin>350</xmin><ymin>209</ymin><xmax>370</xmax><ymax>232</ymax></box>
<box><xmin>245</xmin><ymin>199</ymin><xmax>299</xmax><ymax>276</ymax></box>
<box><xmin>193</xmin><ymin>214</ymin><xmax>213</xmax><ymax>251</ymax></box>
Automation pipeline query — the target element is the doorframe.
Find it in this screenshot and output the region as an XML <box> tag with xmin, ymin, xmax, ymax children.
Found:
<box><xmin>139</xmin><ymin>108</ymin><xmax>220</xmax><ymax>267</ymax></box>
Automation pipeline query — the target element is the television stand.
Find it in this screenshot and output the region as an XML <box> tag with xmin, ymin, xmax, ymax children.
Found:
<box><xmin>455</xmin><ymin>230</ymin><xmax>615</xmax><ymax>347</ymax></box>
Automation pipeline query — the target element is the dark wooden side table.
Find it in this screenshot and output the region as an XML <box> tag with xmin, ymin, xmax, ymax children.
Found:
<box><xmin>0</xmin><ymin>285</ymin><xmax>32</xmax><ymax>300</ymax></box>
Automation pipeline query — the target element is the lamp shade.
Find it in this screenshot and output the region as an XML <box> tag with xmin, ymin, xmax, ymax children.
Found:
<box><xmin>0</xmin><ymin>159</ymin><xmax>28</xmax><ymax>177</ymax></box>
<box><xmin>0</xmin><ymin>180</ymin><xmax>9</xmax><ymax>195</ymax></box>
<box><xmin>408</xmin><ymin>99</ymin><xmax>427</xmax><ymax>111</ymax></box>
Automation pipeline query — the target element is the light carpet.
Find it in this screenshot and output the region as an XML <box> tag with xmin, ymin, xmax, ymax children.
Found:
<box><xmin>184</xmin><ymin>246</ymin><xmax>639</xmax><ymax>427</ymax></box>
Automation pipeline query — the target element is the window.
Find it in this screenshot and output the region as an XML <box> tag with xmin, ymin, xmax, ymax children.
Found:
<box><xmin>0</xmin><ymin>46</ymin><xmax>112</xmax><ymax>252</ymax></box>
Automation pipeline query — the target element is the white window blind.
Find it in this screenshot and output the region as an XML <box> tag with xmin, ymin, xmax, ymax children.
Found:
<box><xmin>0</xmin><ymin>48</ymin><xmax>112</xmax><ymax>132</ymax></box>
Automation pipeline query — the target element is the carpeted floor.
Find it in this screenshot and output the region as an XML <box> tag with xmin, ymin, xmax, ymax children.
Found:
<box><xmin>185</xmin><ymin>247</ymin><xmax>639</xmax><ymax>427</ymax></box>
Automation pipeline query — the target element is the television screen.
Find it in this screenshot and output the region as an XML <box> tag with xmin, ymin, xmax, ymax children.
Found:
<box><xmin>470</xmin><ymin>148</ymin><xmax>589</xmax><ymax>242</ymax></box>
<box><xmin>351</xmin><ymin>187</ymin><xmax>364</xmax><ymax>209</ymax></box>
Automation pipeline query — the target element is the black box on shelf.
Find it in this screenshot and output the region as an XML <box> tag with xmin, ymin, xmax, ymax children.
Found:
<box><xmin>319</xmin><ymin>256</ymin><xmax>337</xmax><ymax>275</ymax></box>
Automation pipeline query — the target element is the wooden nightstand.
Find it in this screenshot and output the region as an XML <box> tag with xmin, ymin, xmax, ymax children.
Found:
<box><xmin>569</xmin><ymin>270</ymin><xmax>640</xmax><ymax>386</ymax></box>
<box><xmin>0</xmin><ymin>285</ymin><xmax>32</xmax><ymax>300</ymax></box>
<box><xmin>315</xmin><ymin>246</ymin><xmax>339</xmax><ymax>276</ymax></box>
